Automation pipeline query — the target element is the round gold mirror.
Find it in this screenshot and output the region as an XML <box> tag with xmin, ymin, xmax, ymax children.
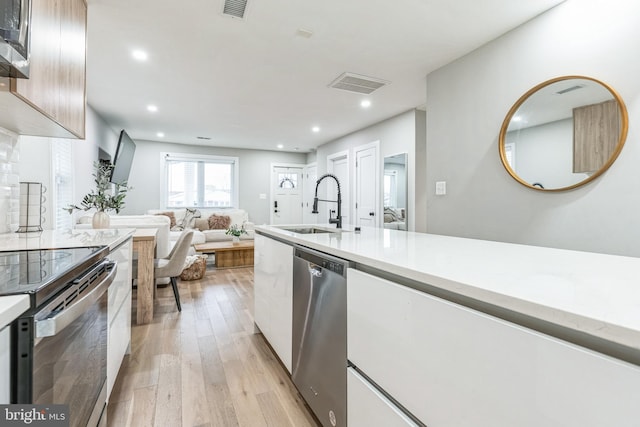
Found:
<box><xmin>499</xmin><ymin>76</ymin><xmax>628</xmax><ymax>191</ymax></box>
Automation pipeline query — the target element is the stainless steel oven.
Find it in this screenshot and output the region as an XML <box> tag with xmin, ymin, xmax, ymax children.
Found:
<box><xmin>0</xmin><ymin>247</ymin><xmax>113</xmax><ymax>427</ymax></box>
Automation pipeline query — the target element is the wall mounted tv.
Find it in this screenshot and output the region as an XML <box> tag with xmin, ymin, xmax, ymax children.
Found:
<box><xmin>110</xmin><ymin>130</ymin><xmax>136</xmax><ymax>184</ymax></box>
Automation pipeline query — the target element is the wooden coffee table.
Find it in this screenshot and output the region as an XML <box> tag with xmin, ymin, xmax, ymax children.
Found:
<box><xmin>193</xmin><ymin>240</ymin><xmax>255</xmax><ymax>268</ymax></box>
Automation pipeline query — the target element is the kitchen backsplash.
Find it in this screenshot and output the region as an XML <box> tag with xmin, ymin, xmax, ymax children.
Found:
<box><xmin>0</xmin><ymin>127</ymin><xmax>20</xmax><ymax>233</ymax></box>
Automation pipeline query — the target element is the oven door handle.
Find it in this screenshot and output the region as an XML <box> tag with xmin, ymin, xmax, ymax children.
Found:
<box><xmin>35</xmin><ymin>260</ymin><xmax>117</xmax><ymax>338</ymax></box>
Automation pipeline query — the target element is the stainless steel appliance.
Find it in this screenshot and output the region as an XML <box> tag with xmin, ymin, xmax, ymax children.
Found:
<box><xmin>0</xmin><ymin>0</ymin><xmax>31</xmax><ymax>78</ymax></box>
<box><xmin>0</xmin><ymin>246</ymin><xmax>114</xmax><ymax>427</ymax></box>
<box><xmin>292</xmin><ymin>246</ymin><xmax>353</xmax><ymax>427</ymax></box>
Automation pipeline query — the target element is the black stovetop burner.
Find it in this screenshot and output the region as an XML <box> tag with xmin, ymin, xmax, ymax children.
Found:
<box><xmin>0</xmin><ymin>246</ymin><xmax>108</xmax><ymax>308</ymax></box>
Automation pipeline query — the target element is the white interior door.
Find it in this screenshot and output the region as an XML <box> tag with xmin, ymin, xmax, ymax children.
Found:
<box><xmin>355</xmin><ymin>144</ymin><xmax>379</xmax><ymax>227</ymax></box>
<box><xmin>303</xmin><ymin>163</ymin><xmax>317</xmax><ymax>224</ymax></box>
<box><xmin>271</xmin><ymin>166</ymin><xmax>303</xmax><ymax>225</ymax></box>
<box><xmin>327</xmin><ymin>152</ymin><xmax>349</xmax><ymax>226</ymax></box>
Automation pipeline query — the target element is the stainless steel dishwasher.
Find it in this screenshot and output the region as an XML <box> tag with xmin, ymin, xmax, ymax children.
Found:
<box><xmin>292</xmin><ymin>246</ymin><xmax>353</xmax><ymax>427</ymax></box>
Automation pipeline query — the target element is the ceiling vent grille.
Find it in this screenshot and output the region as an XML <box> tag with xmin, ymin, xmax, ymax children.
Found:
<box><xmin>223</xmin><ymin>0</ymin><xmax>248</xmax><ymax>19</ymax></box>
<box><xmin>329</xmin><ymin>72</ymin><xmax>389</xmax><ymax>95</ymax></box>
<box><xmin>555</xmin><ymin>84</ymin><xmax>585</xmax><ymax>95</ymax></box>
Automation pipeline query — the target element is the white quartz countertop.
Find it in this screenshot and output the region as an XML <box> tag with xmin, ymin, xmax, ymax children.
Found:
<box><xmin>0</xmin><ymin>229</ymin><xmax>134</xmax><ymax>326</ymax></box>
<box><xmin>0</xmin><ymin>295</ymin><xmax>29</xmax><ymax>330</ymax></box>
<box><xmin>257</xmin><ymin>224</ymin><xmax>640</xmax><ymax>354</ymax></box>
<box><xmin>0</xmin><ymin>228</ymin><xmax>134</xmax><ymax>252</ymax></box>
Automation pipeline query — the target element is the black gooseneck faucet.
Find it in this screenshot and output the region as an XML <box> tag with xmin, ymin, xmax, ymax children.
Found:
<box><xmin>311</xmin><ymin>173</ymin><xmax>342</xmax><ymax>229</ymax></box>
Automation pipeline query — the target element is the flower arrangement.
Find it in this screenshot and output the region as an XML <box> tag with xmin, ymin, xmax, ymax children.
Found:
<box><xmin>65</xmin><ymin>161</ymin><xmax>131</xmax><ymax>214</ymax></box>
<box><xmin>225</xmin><ymin>223</ymin><xmax>248</xmax><ymax>238</ymax></box>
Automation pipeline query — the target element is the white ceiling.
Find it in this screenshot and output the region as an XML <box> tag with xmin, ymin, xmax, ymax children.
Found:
<box><xmin>86</xmin><ymin>0</ymin><xmax>565</xmax><ymax>153</ymax></box>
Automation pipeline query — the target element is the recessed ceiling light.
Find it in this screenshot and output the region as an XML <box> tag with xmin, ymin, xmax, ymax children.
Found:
<box><xmin>147</xmin><ymin>105</ymin><xmax>158</xmax><ymax>112</ymax></box>
<box><xmin>277</xmin><ymin>144</ymin><xmax>284</xmax><ymax>149</ymax></box>
<box><xmin>295</xmin><ymin>28</ymin><xmax>314</xmax><ymax>38</ymax></box>
<box><xmin>512</xmin><ymin>116</ymin><xmax>522</xmax><ymax>122</ymax></box>
<box><xmin>312</xmin><ymin>126</ymin><xmax>320</xmax><ymax>133</ymax></box>
<box><xmin>132</xmin><ymin>49</ymin><xmax>148</xmax><ymax>61</ymax></box>
<box><xmin>360</xmin><ymin>100</ymin><xmax>371</xmax><ymax>108</ymax></box>
<box><xmin>156</xmin><ymin>132</ymin><xmax>165</xmax><ymax>138</ymax></box>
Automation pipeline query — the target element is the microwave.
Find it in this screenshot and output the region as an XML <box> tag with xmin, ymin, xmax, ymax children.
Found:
<box><xmin>0</xmin><ymin>0</ymin><xmax>31</xmax><ymax>78</ymax></box>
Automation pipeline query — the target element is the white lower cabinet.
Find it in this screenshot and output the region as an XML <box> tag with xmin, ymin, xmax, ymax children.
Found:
<box><xmin>254</xmin><ymin>234</ymin><xmax>293</xmax><ymax>372</ymax></box>
<box><xmin>107</xmin><ymin>239</ymin><xmax>133</xmax><ymax>398</ymax></box>
<box><xmin>347</xmin><ymin>268</ymin><xmax>640</xmax><ymax>427</ymax></box>
<box><xmin>348</xmin><ymin>367</ymin><xmax>418</xmax><ymax>427</ymax></box>
<box><xmin>0</xmin><ymin>326</ymin><xmax>9</xmax><ymax>404</ymax></box>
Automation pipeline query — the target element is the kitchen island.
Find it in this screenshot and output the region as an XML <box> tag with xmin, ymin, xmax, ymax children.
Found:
<box><xmin>255</xmin><ymin>224</ymin><xmax>640</xmax><ymax>427</ymax></box>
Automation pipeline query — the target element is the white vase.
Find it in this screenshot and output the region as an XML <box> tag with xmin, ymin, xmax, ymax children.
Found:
<box><xmin>92</xmin><ymin>211</ymin><xmax>110</xmax><ymax>229</ymax></box>
<box><xmin>232</xmin><ymin>235</ymin><xmax>240</xmax><ymax>244</ymax></box>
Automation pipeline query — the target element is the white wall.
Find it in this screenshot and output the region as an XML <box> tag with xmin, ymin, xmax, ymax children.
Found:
<box><xmin>314</xmin><ymin>109</ymin><xmax>424</xmax><ymax>230</ymax></box>
<box><xmin>14</xmin><ymin>106</ymin><xmax>116</xmax><ymax>229</ymax></box>
<box><xmin>425</xmin><ymin>0</ymin><xmax>640</xmax><ymax>256</ymax></box>
<box><xmin>124</xmin><ymin>140</ymin><xmax>307</xmax><ymax>225</ymax></box>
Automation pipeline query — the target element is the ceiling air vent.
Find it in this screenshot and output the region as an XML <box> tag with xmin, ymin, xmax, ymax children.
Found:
<box><xmin>223</xmin><ymin>0</ymin><xmax>248</xmax><ymax>19</ymax></box>
<box><xmin>555</xmin><ymin>84</ymin><xmax>585</xmax><ymax>95</ymax></box>
<box><xmin>329</xmin><ymin>72</ymin><xmax>389</xmax><ymax>95</ymax></box>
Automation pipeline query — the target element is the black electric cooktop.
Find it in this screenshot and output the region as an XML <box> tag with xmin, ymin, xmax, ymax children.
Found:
<box><xmin>0</xmin><ymin>246</ymin><xmax>108</xmax><ymax>308</ymax></box>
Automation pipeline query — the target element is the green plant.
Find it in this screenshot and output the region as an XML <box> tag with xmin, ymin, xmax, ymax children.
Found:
<box><xmin>64</xmin><ymin>161</ymin><xmax>131</xmax><ymax>214</ymax></box>
<box><xmin>225</xmin><ymin>223</ymin><xmax>248</xmax><ymax>237</ymax></box>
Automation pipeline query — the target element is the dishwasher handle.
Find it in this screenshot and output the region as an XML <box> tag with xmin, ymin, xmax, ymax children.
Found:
<box><xmin>294</xmin><ymin>246</ymin><xmax>353</xmax><ymax>278</ymax></box>
<box><xmin>308</xmin><ymin>264</ymin><xmax>323</xmax><ymax>278</ymax></box>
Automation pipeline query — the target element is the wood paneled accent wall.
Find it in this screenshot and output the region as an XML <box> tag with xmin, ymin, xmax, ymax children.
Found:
<box><xmin>573</xmin><ymin>99</ymin><xmax>620</xmax><ymax>174</ymax></box>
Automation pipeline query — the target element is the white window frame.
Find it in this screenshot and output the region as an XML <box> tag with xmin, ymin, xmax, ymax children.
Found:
<box><xmin>52</xmin><ymin>139</ymin><xmax>74</xmax><ymax>230</ymax></box>
<box><xmin>160</xmin><ymin>152</ymin><xmax>239</xmax><ymax>209</ymax></box>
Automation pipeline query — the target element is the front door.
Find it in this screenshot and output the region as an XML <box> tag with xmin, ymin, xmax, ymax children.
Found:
<box><xmin>271</xmin><ymin>166</ymin><xmax>303</xmax><ymax>225</ymax></box>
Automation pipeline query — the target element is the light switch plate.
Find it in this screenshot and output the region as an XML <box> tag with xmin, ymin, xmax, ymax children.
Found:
<box><xmin>259</xmin><ymin>193</ymin><xmax>267</xmax><ymax>199</ymax></box>
<box><xmin>435</xmin><ymin>181</ymin><xmax>446</xmax><ymax>195</ymax></box>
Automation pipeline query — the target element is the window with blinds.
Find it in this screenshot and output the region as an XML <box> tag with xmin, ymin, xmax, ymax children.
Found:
<box><xmin>162</xmin><ymin>153</ymin><xmax>239</xmax><ymax>208</ymax></box>
<box><xmin>53</xmin><ymin>139</ymin><xmax>74</xmax><ymax>230</ymax></box>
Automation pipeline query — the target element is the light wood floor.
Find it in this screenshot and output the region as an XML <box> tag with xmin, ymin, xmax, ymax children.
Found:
<box><xmin>107</xmin><ymin>267</ymin><xmax>318</xmax><ymax>427</ymax></box>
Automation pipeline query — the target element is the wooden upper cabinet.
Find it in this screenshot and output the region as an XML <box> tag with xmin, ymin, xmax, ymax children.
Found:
<box><xmin>9</xmin><ymin>0</ymin><xmax>87</xmax><ymax>138</ymax></box>
<box><xmin>573</xmin><ymin>99</ymin><xmax>620</xmax><ymax>174</ymax></box>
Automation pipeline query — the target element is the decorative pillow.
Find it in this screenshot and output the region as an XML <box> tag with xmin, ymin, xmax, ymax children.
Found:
<box><xmin>383</xmin><ymin>207</ymin><xmax>402</xmax><ymax>223</ymax></box>
<box><xmin>208</xmin><ymin>214</ymin><xmax>231</xmax><ymax>230</ymax></box>
<box><xmin>155</xmin><ymin>211</ymin><xmax>176</xmax><ymax>228</ymax></box>
<box><xmin>194</xmin><ymin>218</ymin><xmax>210</xmax><ymax>231</ymax></box>
<box><xmin>173</xmin><ymin>208</ymin><xmax>201</xmax><ymax>231</ymax></box>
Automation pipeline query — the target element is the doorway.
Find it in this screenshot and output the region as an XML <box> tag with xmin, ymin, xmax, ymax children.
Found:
<box><xmin>354</xmin><ymin>142</ymin><xmax>380</xmax><ymax>227</ymax></box>
<box><xmin>327</xmin><ymin>151</ymin><xmax>349</xmax><ymax>225</ymax></box>
<box><xmin>302</xmin><ymin>163</ymin><xmax>318</xmax><ymax>224</ymax></box>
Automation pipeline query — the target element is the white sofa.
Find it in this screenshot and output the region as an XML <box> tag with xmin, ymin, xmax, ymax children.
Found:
<box><xmin>146</xmin><ymin>208</ymin><xmax>255</xmax><ymax>244</ymax></box>
<box><xmin>76</xmin><ymin>214</ymin><xmax>173</xmax><ymax>258</ymax></box>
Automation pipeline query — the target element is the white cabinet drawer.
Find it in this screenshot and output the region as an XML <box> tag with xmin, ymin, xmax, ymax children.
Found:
<box><xmin>348</xmin><ymin>367</ymin><xmax>418</xmax><ymax>427</ymax></box>
<box><xmin>347</xmin><ymin>268</ymin><xmax>640</xmax><ymax>427</ymax></box>
<box><xmin>107</xmin><ymin>239</ymin><xmax>132</xmax><ymax>399</ymax></box>
<box><xmin>108</xmin><ymin>241</ymin><xmax>132</xmax><ymax>325</ymax></box>
<box><xmin>0</xmin><ymin>326</ymin><xmax>9</xmax><ymax>404</ymax></box>
<box><xmin>107</xmin><ymin>289</ymin><xmax>131</xmax><ymax>397</ymax></box>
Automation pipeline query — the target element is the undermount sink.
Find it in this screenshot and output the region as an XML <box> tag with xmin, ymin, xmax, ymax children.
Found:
<box><xmin>275</xmin><ymin>226</ymin><xmax>340</xmax><ymax>234</ymax></box>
